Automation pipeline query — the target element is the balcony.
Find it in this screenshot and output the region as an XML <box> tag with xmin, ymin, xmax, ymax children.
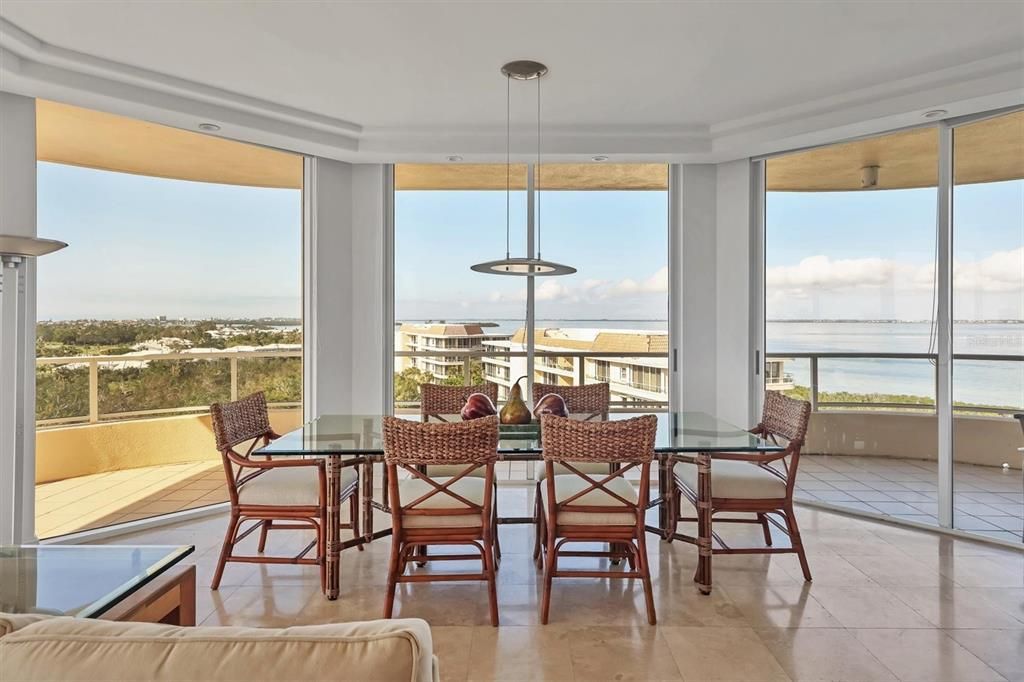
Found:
<box><xmin>34</xmin><ymin>348</ymin><xmax>1022</xmax><ymax>543</ymax></box>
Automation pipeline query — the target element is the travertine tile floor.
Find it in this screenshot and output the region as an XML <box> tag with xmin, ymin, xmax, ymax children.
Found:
<box><xmin>95</xmin><ymin>490</ymin><xmax>1024</xmax><ymax>682</ymax></box>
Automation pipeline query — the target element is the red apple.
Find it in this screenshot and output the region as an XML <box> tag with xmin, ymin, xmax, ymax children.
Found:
<box><xmin>533</xmin><ymin>393</ymin><xmax>568</xmax><ymax>419</ymax></box>
<box><xmin>461</xmin><ymin>392</ymin><xmax>497</xmax><ymax>420</ymax></box>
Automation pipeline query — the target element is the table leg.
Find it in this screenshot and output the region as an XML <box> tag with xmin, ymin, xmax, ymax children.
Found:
<box><xmin>657</xmin><ymin>456</ymin><xmax>669</xmax><ymax>539</ymax></box>
<box><xmin>325</xmin><ymin>455</ymin><xmax>342</xmax><ymax>600</ymax></box>
<box><xmin>362</xmin><ymin>458</ymin><xmax>375</xmax><ymax>541</ymax></box>
<box><xmin>693</xmin><ymin>452</ymin><xmax>713</xmax><ymax>595</ymax></box>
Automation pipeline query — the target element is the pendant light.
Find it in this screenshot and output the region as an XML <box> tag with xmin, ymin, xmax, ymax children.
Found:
<box><xmin>470</xmin><ymin>61</ymin><xmax>576</xmax><ymax>277</ymax></box>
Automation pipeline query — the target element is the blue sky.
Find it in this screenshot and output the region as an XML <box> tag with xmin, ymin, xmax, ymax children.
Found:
<box><xmin>36</xmin><ymin>162</ymin><xmax>1021</xmax><ymax>322</ymax></box>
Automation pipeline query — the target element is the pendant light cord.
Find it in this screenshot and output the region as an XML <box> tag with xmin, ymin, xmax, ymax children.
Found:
<box><xmin>536</xmin><ymin>74</ymin><xmax>542</xmax><ymax>259</ymax></box>
<box><xmin>505</xmin><ymin>74</ymin><xmax>511</xmax><ymax>260</ymax></box>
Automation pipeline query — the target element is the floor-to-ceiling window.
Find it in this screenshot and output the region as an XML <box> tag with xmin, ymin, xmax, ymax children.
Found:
<box><xmin>393</xmin><ymin>162</ymin><xmax>668</xmax><ymax>411</ymax></box>
<box><xmin>952</xmin><ymin>111</ymin><xmax>1024</xmax><ymax>543</ymax></box>
<box><xmin>765</xmin><ymin>112</ymin><xmax>1024</xmax><ymax>545</ymax></box>
<box><xmin>33</xmin><ymin>101</ymin><xmax>303</xmax><ymax>538</ymax></box>
<box><xmin>765</xmin><ymin>128</ymin><xmax>942</xmax><ymax>526</ymax></box>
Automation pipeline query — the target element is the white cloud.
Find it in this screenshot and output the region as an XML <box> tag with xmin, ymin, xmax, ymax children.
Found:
<box><xmin>767</xmin><ymin>248</ymin><xmax>1023</xmax><ymax>296</ymax></box>
<box><xmin>607</xmin><ymin>266</ymin><xmax>668</xmax><ymax>297</ymax></box>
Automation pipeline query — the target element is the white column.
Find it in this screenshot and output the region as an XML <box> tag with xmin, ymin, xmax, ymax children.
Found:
<box><xmin>303</xmin><ymin>159</ymin><xmax>389</xmax><ymax>417</ymax></box>
<box><xmin>303</xmin><ymin>157</ymin><xmax>353</xmax><ymax>417</ymax></box>
<box><xmin>673</xmin><ymin>164</ymin><xmax>719</xmax><ymax>414</ymax></box>
<box><xmin>0</xmin><ymin>92</ymin><xmax>38</xmax><ymax>544</ymax></box>
<box><xmin>715</xmin><ymin>159</ymin><xmax>756</xmax><ymax>427</ymax></box>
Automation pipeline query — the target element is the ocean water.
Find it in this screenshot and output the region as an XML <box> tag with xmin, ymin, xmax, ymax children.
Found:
<box><xmin>400</xmin><ymin>319</ymin><xmax>1023</xmax><ymax>409</ymax></box>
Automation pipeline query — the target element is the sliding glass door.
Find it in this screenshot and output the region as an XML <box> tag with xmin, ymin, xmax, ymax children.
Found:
<box><xmin>951</xmin><ymin>111</ymin><xmax>1024</xmax><ymax>543</ymax></box>
<box><xmin>762</xmin><ymin>108</ymin><xmax>1024</xmax><ymax>545</ymax></box>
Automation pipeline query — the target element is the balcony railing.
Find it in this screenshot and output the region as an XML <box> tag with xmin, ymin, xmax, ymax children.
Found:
<box><xmin>36</xmin><ymin>350</ymin><xmax>302</xmax><ymax>427</ymax></box>
<box><xmin>766</xmin><ymin>351</ymin><xmax>1023</xmax><ymax>415</ymax></box>
<box><xmin>395</xmin><ymin>349</ymin><xmax>669</xmax><ymax>413</ymax></box>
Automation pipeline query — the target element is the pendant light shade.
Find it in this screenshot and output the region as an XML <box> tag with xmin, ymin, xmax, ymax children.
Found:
<box><xmin>470</xmin><ymin>61</ymin><xmax>575</xmax><ymax>278</ymax></box>
<box><xmin>470</xmin><ymin>257</ymin><xmax>576</xmax><ymax>276</ymax></box>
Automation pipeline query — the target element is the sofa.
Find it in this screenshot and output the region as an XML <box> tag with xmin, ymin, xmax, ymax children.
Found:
<box><xmin>0</xmin><ymin>613</ymin><xmax>438</xmax><ymax>682</ymax></box>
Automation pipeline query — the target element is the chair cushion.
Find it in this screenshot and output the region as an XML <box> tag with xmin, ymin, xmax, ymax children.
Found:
<box><xmin>239</xmin><ymin>466</ymin><xmax>355</xmax><ymax>507</ymax></box>
<box><xmin>0</xmin><ymin>614</ymin><xmax>437</xmax><ymax>682</ymax></box>
<box><xmin>675</xmin><ymin>459</ymin><xmax>787</xmax><ymax>500</ymax></box>
<box><xmin>398</xmin><ymin>476</ymin><xmax>486</xmax><ymax>528</ymax></box>
<box><xmin>536</xmin><ymin>461</ymin><xmax>613</xmax><ymax>481</ymax></box>
<box><xmin>539</xmin><ymin>474</ymin><xmax>639</xmax><ymax>526</ymax></box>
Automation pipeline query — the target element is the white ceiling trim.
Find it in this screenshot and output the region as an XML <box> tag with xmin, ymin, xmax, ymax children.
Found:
<box><xmin>1</xmin><ymin>17</ymin><xmax>1021</xmax><ymax>164</ymax></box>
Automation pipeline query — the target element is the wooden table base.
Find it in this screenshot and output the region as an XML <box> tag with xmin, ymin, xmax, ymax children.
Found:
<box><xmin>99</xmin><ymin>564</ymin><xmax>196</xmax><ymax>625</ymax></box>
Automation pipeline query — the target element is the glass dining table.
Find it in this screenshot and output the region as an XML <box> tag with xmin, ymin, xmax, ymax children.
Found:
<box><xmin>258</xmin><ymin>411</ymin><xmax>782</xmax><ymax>599</ymax></box>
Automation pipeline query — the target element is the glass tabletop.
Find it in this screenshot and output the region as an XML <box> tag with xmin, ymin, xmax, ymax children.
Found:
<box><xmin>0</xmin><ymin>544</ymin><xmax>194</xmax><ymax>618</ymax></box>
<box><xmin>258</xmin><ymin>411</ymin><xmax>782</xmax><ymax>457</ymax></box>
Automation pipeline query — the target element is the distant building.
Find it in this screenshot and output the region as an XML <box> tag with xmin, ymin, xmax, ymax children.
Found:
<box><xmin>483</xmin><ymin>327</ymin><xmax>669</xmax><ymax>405</ymax></box>
<box><xmin>765</xmin><ymin>359</ymin><xmax>794</xmax><ymax>391</ymax></box>
<box><xmin>395</xmin><ymin>323</ymin><xmax>511</xmax><ymax>379</ymax></box>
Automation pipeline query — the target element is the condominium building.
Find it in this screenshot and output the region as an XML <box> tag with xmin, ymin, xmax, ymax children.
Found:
<box><xmin>395</xmin><ymin>322</ymin><xmax>511</xmax><ymax>379</ymax></box>
<box><xmin>483</xmin><ymin>327</ymin><xmax>670</xmax><ymax>405</ymax></box>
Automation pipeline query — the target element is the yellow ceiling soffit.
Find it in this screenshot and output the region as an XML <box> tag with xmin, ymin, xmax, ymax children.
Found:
<box><xmin>767</xmin><ymin>112</ymin><xmax>1024</xmax><ymax>191</ymax></box>
<box><xmin>36</xmin><ymin>100</ymin><xmax>302</xmax><ymax>189</ymax></box>
<box><xmin>395</xmin><ymin>163</ymin><xmax>669</xmax><ymax>190</ymax></box>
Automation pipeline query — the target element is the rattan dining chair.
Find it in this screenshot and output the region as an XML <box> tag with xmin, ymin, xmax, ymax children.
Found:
<box><xmin>668</xmin><ymin>391</ymin><xmax>813</xmax><ymax>583</ymax></box>
<box><xmin>531</xmin><ymin>382</ymin><xmax>612</xmax><ymax>561</ymax></box>
<box><xmin>382</xmin><ymin>415</ymin><xmax>500</xmax><ymax>626</ymax></box>
<box><xmin>419</xmin><ymin>382</ymin><xmax>503</xmax><ymax>562</ymax></box>
<box><xmin>537</xmin><ymin>414</ymin><xmax>658</xmax><ymax>625</ymax></box>
<box><xmin>209</xmin><ymin>392</ymin><xmax>360</xmax><ymax>591</ymax></box>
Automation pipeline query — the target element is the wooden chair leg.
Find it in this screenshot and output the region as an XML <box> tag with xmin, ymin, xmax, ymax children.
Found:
<box><xmin>758</xmin><ymin>513</ymin><xmax>773</xmax><ymax>546</ymax></box>
<box><xmin>257</xmin><ymin>520</ymin><xmax>272</xmax><ymax>553</ymax></box>
<box><xmin>492</xmin><ymin>482</ymin><xmax>502</xmax><ymax>565</ymax></box>
<box><xmin>540</xmin><ymin>530</ymin><xmax>556</xmax><ymax>624</ymax></box>
<box><xmin>350</xmin><ymin>493</ymin><xmax>364</xmax><ymax>551</ymax></box>
<box><xmin>636</xmin><ymin>532</ymin><xmax>657</xmax><ymax>625</ymax></box>
<box><xmin>534</xmin><ymin>504</ymin><xmax>546</xmax><ymax>569</ymax></box>
<box><xmin>211</xmin><ymin>513</ymin><xmax>240</xmax><ymax>590</ymax></box>
<box><xmin>483</xmin><ymin>537</ymin><xmax>499</xmax><ymax>626</ymax></box>
<box><xmin>532</xmin><ymin>482</ymin><xmax>542</xmax><ymax>561</ymax></box>
<box><xmin>384</xmin><ymin>538</ymin><xmax>401</xmax><ymax>618</ymax></box>
<box><xmin>784</xmin><ymin>504</ymin><xmax>812</xmax><ymax>581</ymax></box>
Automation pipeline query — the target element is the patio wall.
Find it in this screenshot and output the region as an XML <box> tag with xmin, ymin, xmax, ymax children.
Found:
<box><xmin>35</xmin><ymin>408</ymin><xmax>302</xmax><ymax>484</ymax></box>
<box><xmin>806</xmin><ymin>411</ymin><xmax>1022</xmax><ymax>469</ymax></box>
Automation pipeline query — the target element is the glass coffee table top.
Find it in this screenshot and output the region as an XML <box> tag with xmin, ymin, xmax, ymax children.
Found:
<box><xmin>0</xmin><ymin>544</ymin><xmax>194</xmax><ymax>618</ymax></box>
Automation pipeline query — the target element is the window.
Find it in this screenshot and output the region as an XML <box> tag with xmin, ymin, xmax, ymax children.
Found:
<box><xmin>393</xmin><ymin>163</ymin><xmax>668</xmax><ymax>413</ymax></box>
<box><xmin>765</xmin><ymin>127</ymin><xmax>939</xmax><ymax>527</ymax></box>
<box><xmin>952</xmin><ymin>111</ymin><xmax>1024</xmax><ymax>542</ymax></box>
<box><xmin>34</xmin><ymin>101</ymin><xmax>302</xmax><ymax>539</ymax></box>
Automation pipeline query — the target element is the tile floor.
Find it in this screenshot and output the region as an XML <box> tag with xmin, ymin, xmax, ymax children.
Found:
<box><xmin>40</xmin><ymin>454</ymin><xmax>1023</xmax><ymax>546</ymax></box>
<box><xmin>93</xmin><ymin>491</ymin><xmax>1024</xmax><ymax>682</ymax></box>
<box><xmin>798</xmin><ymin>455</ymin><xmax>1024</xmax><ymax>544</ymax></box>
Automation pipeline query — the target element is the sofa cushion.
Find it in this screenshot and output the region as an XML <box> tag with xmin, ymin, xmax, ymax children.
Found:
<box><xmin>0</xmin><ymin>615</ymin><xmax>436</xmax><ymax>682</ymax></box>
<box><xmin>675</xmin><ymin>459</ymin><xmax>787</xmax><ymax>500</ymax></box>
<box><xmin>0</xmin><ymin>612</ymin><xmax>50</xmax><ymax>638</ymax></box>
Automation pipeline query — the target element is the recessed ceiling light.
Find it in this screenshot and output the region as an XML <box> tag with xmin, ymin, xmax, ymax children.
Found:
<box><xmin>446</xmin><ymin>155</ymin><xmax>463</xmax><ymax>162</ymax></box>
<box><xmin>591</xmin><ymin>155</ymin><xmax>609</xmax><ymax>162</ymax></box>
<box><xmin>922</xmin><ymin>109</ymin><xmax>948</xmax><ymax>119</ymax></box>
<box><xmin>198</xmin><ymin>122</ymin><xmax>221</xmax><ymax>132</ymax></box>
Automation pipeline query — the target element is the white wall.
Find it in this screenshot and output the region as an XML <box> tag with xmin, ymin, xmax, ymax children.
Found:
<box><xmin>304</xmin><ymin>159</ymin><xmax>389</xmax><ymax>417</ymax></box>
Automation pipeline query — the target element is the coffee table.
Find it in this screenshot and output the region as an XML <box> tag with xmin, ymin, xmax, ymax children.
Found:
<box><xmin>0</xmin><ymin>545</ymin><xmax>196</xmax><ymax>624</ymax></box>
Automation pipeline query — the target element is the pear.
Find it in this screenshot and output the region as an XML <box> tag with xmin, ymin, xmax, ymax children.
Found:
<box><xmin>499</xmin><ymin>376</ymin><xmax>533</xmax><ymax>425</ymax></box>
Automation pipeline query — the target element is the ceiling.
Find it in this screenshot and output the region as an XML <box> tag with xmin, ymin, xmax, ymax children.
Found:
<box><xmin>4</xmin><ymin>1</ymin><xmax>1022</xmax><ymax>162</ymax></box>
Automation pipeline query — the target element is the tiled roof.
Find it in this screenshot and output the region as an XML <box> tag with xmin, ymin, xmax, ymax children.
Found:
<box><xmin>399</xmin><ymin>323</ymin><xmax>503</xmax><ymax>337</ymax></box>
<box><xmin>511</xmin><ymin>328</ymin><xmax>667</xmax><ymax>353</ymax></box>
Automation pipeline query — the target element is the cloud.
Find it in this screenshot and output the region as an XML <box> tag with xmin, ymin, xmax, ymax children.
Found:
<box><xmin>607</xmin><ymin>266</ymin><xmax>668</xmax><ymax>297</ymax></box>
<box><xmin>767</xmin><ymin>248</ymin><xmax>1023</xmax><ymax>296</ymax></box>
